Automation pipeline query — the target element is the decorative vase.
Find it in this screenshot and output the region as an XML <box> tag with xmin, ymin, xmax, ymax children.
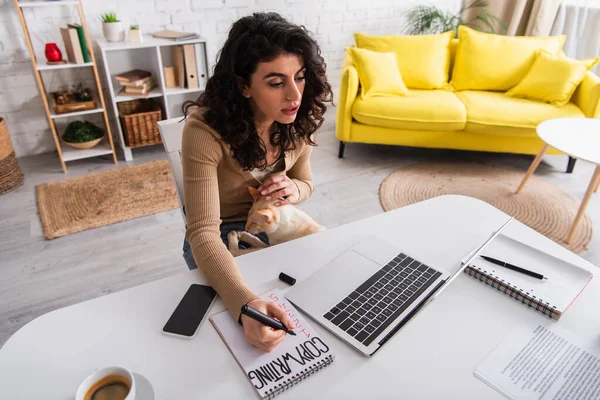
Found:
<box><xmin>129</xmin><ymin>29</ymin><xmax>143</xmax><ymax>44</ymax></box>
<box><xmin>45</xmin><ymin>43</ymin><xmax>62</xmax><ymax>62</ymax></box>
<box><xmin>102</xmin><ymin>22</ymin><xmax>125</xmax><ymax>42</ymax></box>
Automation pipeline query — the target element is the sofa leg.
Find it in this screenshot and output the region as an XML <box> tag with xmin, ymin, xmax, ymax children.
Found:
<box><xmin>567</xmin><ymin>156</ymin><xmax>577</xmax><ymax>173</ymax></box>
<box><xmin>338</xmin><ymin>141</ymin><xmax>345</xmax><ymax>159</ymax></box>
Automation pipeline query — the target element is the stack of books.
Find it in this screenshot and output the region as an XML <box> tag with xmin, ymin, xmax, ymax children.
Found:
<box><xmin>115</xmin><ymin>70</ymin><xmax>155</xmax><ymax>96</ymax></box>
<box><xmin>60</xmin><ymin>24</ymin><xmax>90</xmax><ymax>64</ymax></box>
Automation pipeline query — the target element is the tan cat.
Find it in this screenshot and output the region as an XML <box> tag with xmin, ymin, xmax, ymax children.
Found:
<box><xmin>227</xmin><ymin>186</ymin><xmax>326</xmax><ymax>256</ymax></box>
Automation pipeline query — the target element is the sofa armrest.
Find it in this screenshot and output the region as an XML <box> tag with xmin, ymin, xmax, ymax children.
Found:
<box><xmin>336</xmin><ymin>53</ymin><xmax>359</xmax><ymax>142</ymax></box>
<box><xmin>572</xmin><ymin>71</ymin><xmax>600</xmax><ymax>118</ymax></box>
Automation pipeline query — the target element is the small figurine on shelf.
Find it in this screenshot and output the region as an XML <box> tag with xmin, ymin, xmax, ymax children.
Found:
<box><xmin>129</xmin><ymin>25</ymin><xmax>143</xmax><ymax>44</ymax></box>
<box><xmin>44</xmin><ymin>43</ymin><xmax>66</xmax><ymax>65</ymax></box>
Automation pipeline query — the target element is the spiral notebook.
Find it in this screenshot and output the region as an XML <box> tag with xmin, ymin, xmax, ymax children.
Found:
<box><xmin>463</xmin><ymin>234</ymin><xmax>593</xmax><ymax>320</ymax></box>
<box><xmin>210</xmin><ymin>289</ymin><xmax>335</xmax><ymax>399</ymax></box>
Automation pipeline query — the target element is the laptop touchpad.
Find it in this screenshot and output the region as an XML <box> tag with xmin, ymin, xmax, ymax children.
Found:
<box><xmin>352</xmin><ymin>236</ymin><xmax>401</xmax><ymax>266</ymax></box>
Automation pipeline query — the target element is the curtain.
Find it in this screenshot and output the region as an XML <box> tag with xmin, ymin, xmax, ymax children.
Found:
<box><xmin>550</xmin><ymin>2</ymin><xmax>600</xmax><ymax>74</ymax></box>
<box><xmin>462</xmin><ymin>0</ymin><xmax>560</xmax><ymax>36</ymax></box>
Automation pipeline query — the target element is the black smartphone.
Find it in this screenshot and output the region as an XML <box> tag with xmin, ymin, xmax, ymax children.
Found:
<box><xmin>162</xmin><ymin>284</ymin><xmax>217</xmax><ymax>339</ymax></box>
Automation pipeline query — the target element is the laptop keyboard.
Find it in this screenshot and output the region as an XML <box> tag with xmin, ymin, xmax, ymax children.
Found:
<box><xmin>323</xmin><ymin>253</ymin><xmax>441</xmax><ymax>347</ymax></box>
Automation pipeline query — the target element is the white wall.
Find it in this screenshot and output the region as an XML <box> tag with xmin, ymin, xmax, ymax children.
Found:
<box><xmin>0</xmin><ymin>0</ymin><xmax>459</xmax><ymax>158</ymax></box>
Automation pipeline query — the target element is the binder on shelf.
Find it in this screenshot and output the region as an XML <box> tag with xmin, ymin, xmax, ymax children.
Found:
<box><xmin>60</xmin><ymin>27</ymin><xmax>84</xmax><ymax>64</ymax></box>
<box><xmin>172</xmin><ymin>45</ymin><xmax>185</xmax><ymax>88</ymax></box>
<box><xmin>183</xmin><ymin>44</ymin><xmax>198</xmax><ymax>89</ymax></box>
<box><xmin>197</xmin><ymin>45</ymin><xmax>208</xmax><ymax>89</ymax></box>
<box><xmin>67</xmin><ymin>24</ymin><xmax>90</xmax><ymax>63</ymax></box>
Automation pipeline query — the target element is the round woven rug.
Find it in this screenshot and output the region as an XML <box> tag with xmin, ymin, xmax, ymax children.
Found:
<box><xmin>379</xmin><ymin>162</ymin><xmax>592</xmax><ymax>253</ymax></box>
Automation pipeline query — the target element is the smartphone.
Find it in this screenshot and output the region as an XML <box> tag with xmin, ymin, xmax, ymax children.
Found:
<box><xmin>162</xmin><ymin>284</ymin><xmax>217</xmax><ymax>339</ymax></box>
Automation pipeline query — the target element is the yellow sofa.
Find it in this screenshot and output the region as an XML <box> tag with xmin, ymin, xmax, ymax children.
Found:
<box><xmin>336</xmin><ymin>39</ymin><xmax>600</xmax><ymax>173</ymax></box>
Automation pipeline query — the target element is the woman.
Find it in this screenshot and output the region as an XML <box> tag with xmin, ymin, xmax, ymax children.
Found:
<box><xmin>181</xmin><ymin>12</ymin><xmax>332</xmax><ymax>352</ymax></box>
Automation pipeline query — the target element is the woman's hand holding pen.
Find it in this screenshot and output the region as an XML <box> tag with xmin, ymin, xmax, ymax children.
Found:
<box><xmin>241</xmin><ymin>298</ymin><xmax>294</xmax><ymax>352</ymax></box>
<box><xmin>258</xmin><ymin>175</ymin><xmax>299</xmax><ymax>207</ymax></box>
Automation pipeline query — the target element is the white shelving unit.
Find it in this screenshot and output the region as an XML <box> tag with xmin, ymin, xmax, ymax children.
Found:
<box><xmin>97</xmin><ymin>36</ymin><xmax>209</xmax><ymax>161</ymax></box>
<box><xmin>14</xmin><ymin>0</ymin><xmax>118</xmax><ymax>173</ymax></box>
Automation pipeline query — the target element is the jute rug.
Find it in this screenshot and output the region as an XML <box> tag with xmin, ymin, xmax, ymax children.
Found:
<box><xmin>36</xmin><ymin>160</ymin><xmax>179</xmax><ymax>239</ymax></box>
<box><xmin>379</xmin><ymin>162</ymin><xmax>592</xmax><ymax>253</ymax></box>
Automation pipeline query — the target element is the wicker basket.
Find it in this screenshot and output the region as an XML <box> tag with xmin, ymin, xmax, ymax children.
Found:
<box><xmin>0</xmin><ymin>117</ymin><xmax>24</xmax><ymax>195</ymax></box>
<box><xmin>117</xmin><ymin>99</ymin><xmax>163</xmax><ymax>148</ymax></box>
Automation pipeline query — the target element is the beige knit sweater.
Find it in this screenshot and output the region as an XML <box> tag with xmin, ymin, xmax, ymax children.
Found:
<box><xmin>181</xmin><ymin>108</ymin><xmax>314</xmax><ymax>321</ymax></box>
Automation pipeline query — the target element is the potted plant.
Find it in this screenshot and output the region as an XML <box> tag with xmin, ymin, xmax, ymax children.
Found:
<box><xmin>129</xmin><ymin>25</ymin><xmax>143</xmax><ymax>44</ymax></box>
<box><xmin>62</xmin><ymin>121</ymin><xmax>104</xmax><ymax>149</ymax></box>
<box><xmin>403</xmin><ymin>0</ymin><xmax>506</xmax><ymax>36</ymax></box>
<box><xmin>101</xmin><ymin>12</ymin><xmax>124</xmax><ymax>42</ymax></box>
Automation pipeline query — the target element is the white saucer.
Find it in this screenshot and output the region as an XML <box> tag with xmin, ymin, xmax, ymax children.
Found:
<box><xmin>133</xmin><ymin>372</ymin><xmax>154</xmax><ymax>400</ymax></box>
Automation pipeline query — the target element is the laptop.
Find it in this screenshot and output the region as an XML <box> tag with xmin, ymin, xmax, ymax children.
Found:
<box><xmin>285</xmin><ymin>218</ymin><xmax>513</xmax><ymax>356</ymax></box>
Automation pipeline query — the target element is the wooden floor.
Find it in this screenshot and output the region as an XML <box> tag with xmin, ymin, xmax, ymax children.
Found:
<box><xmin>1</xmin><ymin>115</ymin><xmax>599</xmax><ymax>347</ymax></box>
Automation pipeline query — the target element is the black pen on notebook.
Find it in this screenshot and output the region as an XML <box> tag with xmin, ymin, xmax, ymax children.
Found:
<box><xmin>240</xmin><ymin>305</ymin><xmax>296</xmax><ymax>335</ymax></box>
<box><xmin>480</xmin><ymin>255</ymin><xmax>547</xmax><ymax>280</ymax></box>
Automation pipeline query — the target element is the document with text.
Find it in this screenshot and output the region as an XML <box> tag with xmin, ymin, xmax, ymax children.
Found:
<box><xmin>475</xmin><ymin>321</ymin><xmax>600</xmax><ymax>400</ymax></box>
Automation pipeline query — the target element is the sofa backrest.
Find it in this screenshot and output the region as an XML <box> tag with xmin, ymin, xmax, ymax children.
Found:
<box><xmin>449</xmin><ymin>38</ymin><xmax>458</xmax><ymax>80</ymax></box>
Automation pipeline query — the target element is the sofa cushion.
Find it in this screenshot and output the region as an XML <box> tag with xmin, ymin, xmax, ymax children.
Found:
<box><xmin>352</xmin><ymin>90</ymin><xmax>466</xmax><ymax>131</ymax></box>
<box><xmin>354</xmin><ymin>31</ymin><xmax>454</xmax><ymax>89</ymax></box>
<box><xmin>455</xmin><ymin>90</ymin><xmax>585</xmax><ymax>137</ymax></box>
<box><xmin>346</xmin><ymin>47</ymin><xmax>409</xmax><ymax>99</ymax></box>
<box><xmin>450</xmin><ymin>26</ymin><xmax>565</xmax><ymax>92</ymax></box>
<box><xmin>507</xmin><ymin>50</ymin><xmax>600</xmax><ymax>107</ymax></box>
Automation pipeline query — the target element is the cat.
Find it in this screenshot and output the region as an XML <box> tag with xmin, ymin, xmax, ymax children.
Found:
<box><xmin>227</xmin><ymin>186</ymin><xmax>326</xmax><ymax>257</ymax></box>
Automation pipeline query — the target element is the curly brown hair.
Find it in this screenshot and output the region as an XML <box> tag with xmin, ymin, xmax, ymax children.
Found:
<box><xmin>183</xmin><ymin>12</ymin><xmax>333</xmax><ymax>170</ymax></box>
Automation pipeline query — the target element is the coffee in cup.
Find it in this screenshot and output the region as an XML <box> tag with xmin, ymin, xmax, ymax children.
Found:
<box><xmin>76</xmin><ymin>366</ymin><xmax>136</xmax><ymax>400</ymax></box>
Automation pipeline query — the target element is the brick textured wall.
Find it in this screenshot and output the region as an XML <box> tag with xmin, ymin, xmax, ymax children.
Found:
<box><xmin>0</xmin><ymin>0</ymin><xmax>458</xmax><ymax>158</ymax></box>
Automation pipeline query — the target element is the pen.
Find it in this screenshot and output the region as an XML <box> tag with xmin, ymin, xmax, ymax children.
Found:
<box><xmin>240</xmin><ymin>305</ymin><xmax>296</xmax><ymax>335</ymax></box>
<box><xmin>480</xmin><ymin>255</ymin><xmax>547</xmax><ymax>280</ymax></box>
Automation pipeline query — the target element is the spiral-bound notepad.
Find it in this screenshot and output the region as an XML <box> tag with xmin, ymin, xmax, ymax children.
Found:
<box><xmin>463</xmin><ymin>234</ymin><xmax>593</xmax><ymax>320</ymax></box>
<box><xmin>210</xmin><ymin>289</ymin><xmax>335</xmax><ymax>399</ymax></box>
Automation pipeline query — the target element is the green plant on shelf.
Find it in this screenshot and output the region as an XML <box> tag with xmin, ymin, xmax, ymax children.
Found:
<box><xmin>62</xmin><ymin>121</ymin><xmax>103</xmax><ymax>143</ymax></box>
<box><xmin>130</xmin><ymin>25</ymin><xmax>139</xmax><ymax>30</ymax></box>
<box><xmin>100</xmin><ymin>12</ymin><xmax>120</xmax><ymax>23</ymax></box>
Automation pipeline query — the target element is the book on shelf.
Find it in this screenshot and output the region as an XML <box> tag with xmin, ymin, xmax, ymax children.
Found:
<box><xmin>60</xmin><ymin>27</ymin><xmax>84</xmax><ymax>64</ymax></box>
<box><xmin>463</xmin><ymin>233</ymin><xmax>593</xmax><ymax>320</ymax></box>
<box><xmin>118</xmin><ymin>85</ymin><xmax>156</xmax><ymax>97</ymax></box>
<box><xmin>67</xmin><ymin>24</ymin><xmax>90</xmax><ymax>63</ymax></box>
<box><xmin>151</xmin><ymin>30</ymin><xmax>199</xmax><ymax>41</ymax></box>
<box><xmin>210</xmin><ymin>289</ymin><xmax>335</xmax><ymax>399</ymax></box>
<box><xmin>121</xmin><ymin>76</ymin><xmax>152</xmax><ymax>88</ymax></box>
<box><xmin>115</xmin><ymin>69</ymin><xmax>152</xmax><ymax>83</ymax></box>
<box><xmin>122</xmin><ymin>81</ymin><xmax>155</xmax><ymax>94</ymax></box>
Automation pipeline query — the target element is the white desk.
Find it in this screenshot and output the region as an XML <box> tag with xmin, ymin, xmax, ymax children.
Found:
<box><xmin>1</xmin><ymin>195</ymin><xmax>598</xmax><ymax>399</ymax></box>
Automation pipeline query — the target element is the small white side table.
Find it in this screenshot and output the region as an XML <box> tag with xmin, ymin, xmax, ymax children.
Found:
<box><xmin>516</xmin><ymin>118</ymin><xmax>600</xmax><ymax>243</ymax></box>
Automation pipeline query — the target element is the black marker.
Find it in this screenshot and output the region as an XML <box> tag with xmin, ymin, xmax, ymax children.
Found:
<box><xmin>279</xmin><ymin>272</ymin><xmax>296</xmax><ymax>286</ymax></box>
<box><xmin>240</xmin><ymin>305</ymin><xmax>296</xmax><ymax>335</ymax></box>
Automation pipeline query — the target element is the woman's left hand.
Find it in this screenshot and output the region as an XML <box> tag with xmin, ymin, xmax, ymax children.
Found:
<box><xmin>258</xmin><ymin>175</ymin><xmax>299</xmax><ymax>206</ymax></box>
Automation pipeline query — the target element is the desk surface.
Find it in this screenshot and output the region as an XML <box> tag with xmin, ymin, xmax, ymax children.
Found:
<box><xmin>1</xmin><ymin>195</ymin><xmax>598</xmax><ymax>399</ymax></box>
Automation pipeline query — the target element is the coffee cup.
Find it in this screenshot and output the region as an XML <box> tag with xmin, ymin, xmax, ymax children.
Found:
<box><xmin>76</xmin><ymin>366</ymin><xmax>136</xmax><ymax>400</ymax></box>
